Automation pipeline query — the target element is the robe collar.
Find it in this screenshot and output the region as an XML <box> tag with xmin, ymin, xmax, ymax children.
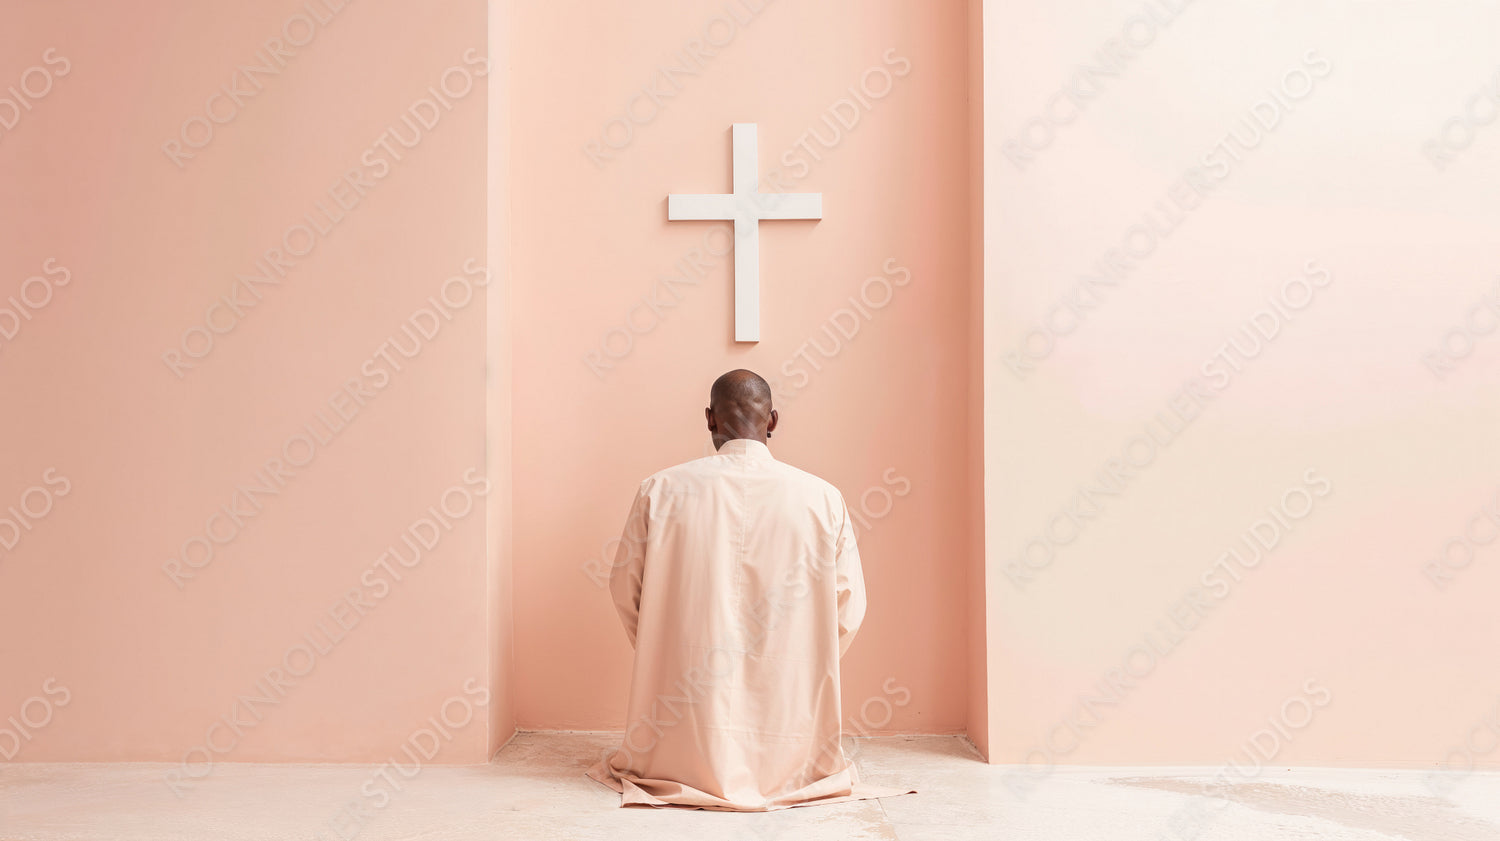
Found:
<box><xmin>718</xmin><ymin>438</ymin><xmax>774</xmax><ymax>460</ymax></box>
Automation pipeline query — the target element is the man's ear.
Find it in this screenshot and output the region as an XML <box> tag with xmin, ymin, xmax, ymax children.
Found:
<box><xmin>705</xmin><ymin>407</ymin><xmax>716</xmax><ymax>432</ymax></box>
<box><xmin>767</xmin><ymin>409</ymin><xmax>779</xmax><ymax>433</ymax></box>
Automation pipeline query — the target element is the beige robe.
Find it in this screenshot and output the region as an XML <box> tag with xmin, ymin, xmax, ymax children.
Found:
<box><xmin>586</xmin><ymin>439</ymin><xmax>912</xmax><ymax>810</ymax></box>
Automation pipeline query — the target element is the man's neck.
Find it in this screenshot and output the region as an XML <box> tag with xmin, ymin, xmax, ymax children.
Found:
<box><xmin>716</xmin><ymin>434</ymin><xmax>768</xmax><ymax>450</ymax></box>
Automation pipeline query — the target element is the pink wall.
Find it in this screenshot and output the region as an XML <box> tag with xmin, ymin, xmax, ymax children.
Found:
<box><xmin>965</xmin><ymin>0</ymin><xmax>990</xmax><ymax>762</ymax></box>
<box><xmin>507</xmin><ymin>0</ymin><xmax>976</xmax><ymax>735</ymax></box>
<box><xmin>486</xmin><ymin>0</ymin><xmax>518</xmax><ymax>756</ymax></box>
<box><xmin>981</xmin><ymin>0</ymin><xmax>1500</xmax><ymax>773</ymax></box>
<box><xmin>0</xmin><ymin>0</ymin><xmax>501</xmax><ymax>768</ymax></box>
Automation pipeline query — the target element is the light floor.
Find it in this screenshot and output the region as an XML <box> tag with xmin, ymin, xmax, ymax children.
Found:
<box><xmin>3</xmin><ymin>732</ymin><xmax>1498</xmax><ymax>840</ymax></box>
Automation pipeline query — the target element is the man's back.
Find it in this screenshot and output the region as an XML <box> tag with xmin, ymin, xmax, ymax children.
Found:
<box><xmin>586</xmin><ymin>439</ymin><xmax>869</xmax><ymax>810</ymax></box>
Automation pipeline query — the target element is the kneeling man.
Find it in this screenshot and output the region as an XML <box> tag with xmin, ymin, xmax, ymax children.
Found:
<box><xmin>587</xmin><ymin>369</ymin><xmax>912</xmax><ymax>810</ymax></box>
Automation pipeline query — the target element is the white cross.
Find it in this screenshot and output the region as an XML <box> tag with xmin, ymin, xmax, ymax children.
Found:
<box><xmin>668</xmin><ymin>123</ymin><xmax>822</xmax><ymax>342</ymax></box>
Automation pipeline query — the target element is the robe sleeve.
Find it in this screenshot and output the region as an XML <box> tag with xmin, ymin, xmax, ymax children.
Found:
<box><xmin>609</xmin><ymin>481</ymin><xmax>651</xmax><ymax>649</ymax></box>
<box><xmin>834</xmin><ymin>495</ymin><xmax>867</xmax><ymax>658</ymax></box>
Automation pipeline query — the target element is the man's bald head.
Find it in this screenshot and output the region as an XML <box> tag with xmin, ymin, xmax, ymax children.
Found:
<box><xmin>706</xmin><ymin>369</ymin><xmax>779</xmax><ymax>449</ymax></box>
<box><xmin>710</xmin><ymin>369</ymin><xmax>773</xmax><ymax>411</ymax></box>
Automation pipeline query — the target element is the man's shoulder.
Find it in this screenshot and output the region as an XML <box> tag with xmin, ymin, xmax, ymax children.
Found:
<box><xmin>636</xmin><ymin>458</ymin><xmax>710</xmax><ymax>495</ymax></box>
<box><xmin>639</xmin><ymin>455</ymin><xmax>845</xmax><ymax>503</ymax></box>
<box><xmin>768</xmin><ymin>460</ymin><xmax>844</xmax><ymax>500</ymax></box>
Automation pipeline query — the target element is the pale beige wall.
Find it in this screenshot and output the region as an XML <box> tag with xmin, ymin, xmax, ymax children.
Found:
<box><xmin>983</xmin><ymin>0</ymin><xmax>1500</xmax><ymax>783</ymax></box>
